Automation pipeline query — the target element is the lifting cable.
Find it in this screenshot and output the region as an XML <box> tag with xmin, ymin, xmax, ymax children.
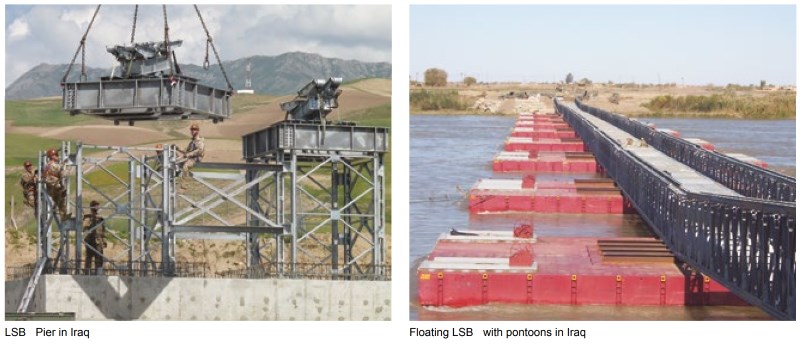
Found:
<box><xmin>61</xmin><ymin>4</ymin><xmax>101</xmax><ymax>85</ymax></box>
<box><xmin>162</xmin><ymin>5</ymin><xmax>175</xmax><ymax>77</ymax></box>
<box><xmin>194</xmin><ymin>5</ymin><xmax>234</xmax><ymax>92</ymax></box>
<box><xmin>130</xmin><ymin>5</ymin><xmax>138</xmax><ymax>44</ymax></box>
<box><xmin>61</xmin><ymin>4</ymin><xmax>232</xmax><ymax>92</ymax></box>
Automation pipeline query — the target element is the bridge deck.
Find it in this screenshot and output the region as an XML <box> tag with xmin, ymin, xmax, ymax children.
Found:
<box><xmin>564</xmin><ymin>103</ymin><xmax>741</xmax><ymax>197</ymax></box>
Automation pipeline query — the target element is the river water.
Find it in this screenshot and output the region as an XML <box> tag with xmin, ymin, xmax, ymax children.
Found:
<box><xmin>640</xmin><ymin>118</ymin><xmax>795</xmax><ymax>177</ymax></box>
<box><xmin>409</xmin><ymin>114</ymin><xmax>791</xmax><ymax>320</ymax></box>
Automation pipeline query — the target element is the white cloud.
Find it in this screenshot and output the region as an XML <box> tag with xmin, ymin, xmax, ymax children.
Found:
<box><xmin>7</xmin><ymin>18</ymin><xmax>30</xmax><ymax>40</ymax></box>
<box><xmin>5</xmin><ymin>5</ymin><xmax>391</xmax><ymax>86</ymax></box>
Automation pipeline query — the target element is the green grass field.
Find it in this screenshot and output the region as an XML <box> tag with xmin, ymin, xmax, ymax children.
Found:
<box><xmin>343</xmin><ymin>103</ymin><xmax>391</xmax><ymax>128</ymax></box>
<box><xmin>6</xmin><ymin>98</ymin><xmax>96</xmax><ymax>127</ymax></box>
<box><xmin>5</xmin><ymin>133</ymin><xmax>63</xmax><ymax>166</ymax></box>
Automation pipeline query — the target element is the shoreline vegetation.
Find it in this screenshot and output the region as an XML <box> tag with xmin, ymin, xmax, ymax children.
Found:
<box><xmin>409</xmin><ymin>84</ymin><xmax>796</xmax><ymax>120</ymax></box>
<box><xmin>640</xmin><ymin>93</ymin><xmax>795</xmax><ymax>119</ymax></box>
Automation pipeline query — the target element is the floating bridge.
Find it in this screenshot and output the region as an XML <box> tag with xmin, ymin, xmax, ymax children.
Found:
<box><xmin>556</xmin><ymin>98</ymin><xmax>795</xmax><ymax>320</ymax></box>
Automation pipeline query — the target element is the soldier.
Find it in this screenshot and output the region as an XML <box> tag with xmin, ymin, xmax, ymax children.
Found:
<box><xmin>151</xmin><ymin>143</ymin><xmax>165</xmax><ymax>172</ymax></box>
<box><xmin>175</xmin><ymin>123</ymin><xmax>205</xmax><ymax>188</ymax></box>
<box><xmin>43</xmin><ymin>148</ymin><xmax>68</xmax><ymax>219</ymax></box>
<box><xmin>83</xmin><ymin>200</ymin><xmax>106</xmax><ymax>275</ymax></box>
<box><xmin>19</xmin><ymin>161</ymin><xmax>38</xmax><ymax>209</ymax></box>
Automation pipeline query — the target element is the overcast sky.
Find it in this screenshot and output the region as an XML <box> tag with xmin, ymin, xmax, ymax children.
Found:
<box><xmin>411</xmin><ymin>5</ymin><xmax>796</xmax><ymax>86</ymax></box>
<box><xmin>5</xmin><ymin>5</ymin><xmax>391</xmax><ymax>86</ymax></box>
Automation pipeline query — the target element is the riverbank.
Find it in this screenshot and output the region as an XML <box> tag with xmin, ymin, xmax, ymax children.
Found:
<box><xmin>410</xmin><ymin>83</ymin><xmax>796</xmax><ymax>119</ymax></box>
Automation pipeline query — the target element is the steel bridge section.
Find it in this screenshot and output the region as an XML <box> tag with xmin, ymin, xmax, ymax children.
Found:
<box><xmin>556</xmin><ymin>98</ymin><xmax>796</xmax><ymax>320</ymax></box>
<box><xmin>33</xmin><ymin>142</ymin><xmax>284</xmax><ymax>277</ymax></box>
<box><xmin>63</xmin><ymin>75</ymin><xmax>232</xmax><ymax>124</ymax></box>
<box><xmin>574</xmin><ymin>99</ymin><xmax>795</xmax><ymax>202</ymax></box>
<box><xmin>33</xmin><ymin>120</ymin><xmax>388</xmax><ymax>280</ymax></box>
<box><xmin>243</xmin><ymin>121</ymin><xmax>388</xmax><ymax>278</ymax></box>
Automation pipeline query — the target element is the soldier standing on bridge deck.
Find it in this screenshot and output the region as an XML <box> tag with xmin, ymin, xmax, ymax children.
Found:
<box><xmin>83</xmin><ymin>200</ymin><xmax>107</xmax><ymax>275</ymax></box>
<box><xmin>43</xmin><ymin>149</ymin><xmax>68</xmax><ymax>220</ymax></box>
<box><xmin>175</xmin><ymin>123</ymin><xmax>205</xmax><ymax>189</ymax></box>
<box><xmin>20</xmin><ymin>161</ymin><xmax>38</xmax><ymax>209</ymax></box>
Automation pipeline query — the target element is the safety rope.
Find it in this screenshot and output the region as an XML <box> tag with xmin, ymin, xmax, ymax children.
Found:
<box><xmin>61</xmin><ymin>5</ymin><xmax>101</xmax><ymax>85</ymax></box>
<box><xmin>194</xmin><ymin>5</ymin><xmax>234</xmax><ymax>92</ymax></box>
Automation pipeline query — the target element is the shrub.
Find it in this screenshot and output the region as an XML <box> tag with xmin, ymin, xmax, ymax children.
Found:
<box><xmin>410</xmin><ymin>90</ymin><xmax>466</xmax><ymax>111</ymax></box>
<box><xmin>424</xmin><ymin>68</ymin><xmax>448</xmax><ymax>87</ymax></box>
<box><xmin>642</xmin><ymin>93</ymin><xmax>795</xmax><ymax>119</ymax></box>
<box><xmin>463</xmin><ymin>76</ymin><xmax>477</xmax><ymax>87</ymax></box>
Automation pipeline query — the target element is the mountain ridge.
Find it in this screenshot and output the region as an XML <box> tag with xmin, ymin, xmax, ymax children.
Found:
<box><xmin>5</xmin><ymin>51</ymin><xmax>391</xmax><ymax>100</ymax></box>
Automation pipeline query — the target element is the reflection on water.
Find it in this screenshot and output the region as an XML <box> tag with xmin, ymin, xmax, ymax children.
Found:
<box><xmin>411</xmin><ymin>115</ymin><xmax>519</xmax><ymax>262</ymax></box>
<box><xmin>410</xmin><ymin>114</ymin><xmax>789</xmax><ymax>321</ymax></box>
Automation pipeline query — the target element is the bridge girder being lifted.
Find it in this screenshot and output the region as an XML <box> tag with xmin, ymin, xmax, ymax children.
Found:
<box><xmin>60</xmin><ymin>5</ymin><xmax>234</xmax><ymax>125</ymax></box>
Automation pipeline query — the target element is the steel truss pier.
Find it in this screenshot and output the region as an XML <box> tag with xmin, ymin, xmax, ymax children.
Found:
<box><xmin>33</xmin><ymin>121</ymin><xmax>388</xmax><ymax>280</ymax></box>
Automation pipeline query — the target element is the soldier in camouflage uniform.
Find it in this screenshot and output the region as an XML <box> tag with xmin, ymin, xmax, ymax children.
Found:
<box><xmin>83</xmin><ymin>200</ymin><xmax>106</xmax><ymax>275</ymax></box>
<box><xmin>19</xmin><ymin>161</ymin><xmax>37</xmax><ymax>209</ymax></box>
<box><xmin>43</xmin><ymin>149</ymin><xmax>68</xmax><ymax>219</ymax></box>
<box><xmin>176</xmin><ymin>123</ymin><xmax>205</xmax><ymax>189</ymax></box>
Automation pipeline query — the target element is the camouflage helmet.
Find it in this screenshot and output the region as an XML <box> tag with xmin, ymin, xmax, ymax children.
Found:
<box><xmin>23</xmin><ymin>161</ymin><xmax>32</xmax><ymax>168</ymax></box>
<box><xmin>89</xmin><ymin>200</ymin><xmax>100</xmax><ymax>208</ymax></box>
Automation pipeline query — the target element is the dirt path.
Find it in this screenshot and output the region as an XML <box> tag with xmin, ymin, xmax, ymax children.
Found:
<box><xmin>5</xmin><ymin>121</ymin><xmax>49</xmax><ymax>135</ymax></box>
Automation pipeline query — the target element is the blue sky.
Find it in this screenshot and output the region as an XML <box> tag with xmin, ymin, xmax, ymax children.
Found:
<box><xmin>411</xmin><ymin>5</ymin><xmax>796</xmax><ymax>85</ymax></box>
<box><xmin>5</xmin><ymin>5</ymin><xmax>391</xmax><ymax>86</ymax></box>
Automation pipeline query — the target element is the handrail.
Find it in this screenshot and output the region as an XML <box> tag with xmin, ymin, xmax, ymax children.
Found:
<box><xmin>556</xmin><ymin>98</ymin><xmax>795</xmax><ymax>320</ymax></box>
<box><xmin>575</xmin><ymin>99</ymin><xmax>795</xmax><ymax>202</ymax></box>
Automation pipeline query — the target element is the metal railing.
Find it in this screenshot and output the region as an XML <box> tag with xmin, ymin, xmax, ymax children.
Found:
<box><xmin>575</xmin><ymin>100</ymin><xmax>796</xmax><ymax>202</ymax></box>
<box><xmin>557</xmin><ymin>99</ymin><xmax>796</xmax><ymax>320</ymax></box>
<box><xmin>6</xmin><ymin>264</ymin><xmax>36</xmax><ymax>281</ymax></box>
<box><xmin>39</xmin><ymin>259</ymin><xmax>209</xmax><ymax>278</ymax></box>
<box><xmin>9</xmin><ymin>260</ymin><xmax>392</xmax><ymax>282</ymax></box>
<box><xmin>217</xmin><ymin>262</ymin><xmax>391</xmax><ymax>281</ymax></box>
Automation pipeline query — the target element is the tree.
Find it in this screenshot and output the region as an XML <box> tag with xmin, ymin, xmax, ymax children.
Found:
<box><xmin>578</xmin><ymin>78</ymin><xmax>592</xmax><ymax>85</ymax></box>
<box><xmin>760</xmin><ymin>80</ymin><xmax>767</xmax><ymax>90</ymax></box>
<box><xmin>565</xmin><ymin>72</ymin><xmax>574</xmax><ymax>84</ymax></box>
<box><xmin>424</xmin><ymin>68</ymin><xmax>448</xmax><ymax>87</ymax></box>
<box><xmin>463</xmin><ymin>76</ymin><xmax>477</xmax><ymax>86</ymax></box>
